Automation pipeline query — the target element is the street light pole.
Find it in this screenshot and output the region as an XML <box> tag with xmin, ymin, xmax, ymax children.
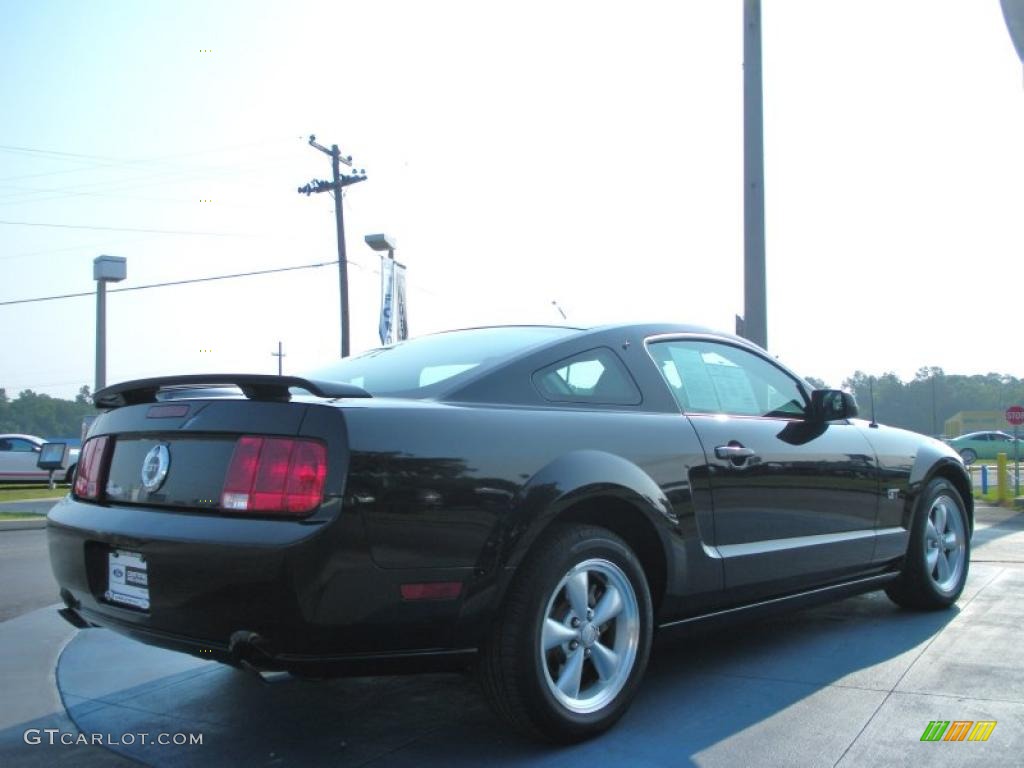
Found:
<box><xmin>743</xmin><ymin>0</ymin><xmax>767</xmax><ymax>350</ymax></box>
<box><xmin>365</xmin><ymin>233</ymin><xmax>399</xmax><ymax>345</ymax></box>
<box><xmin>95</xmin><ymin>279</ymin><xmax>106</xmax><ymax>392</ymax></box>
<box><xmin>93</xmin><ymin>255</ymin><xmax>126</xmax><ymax>393</ymax></box>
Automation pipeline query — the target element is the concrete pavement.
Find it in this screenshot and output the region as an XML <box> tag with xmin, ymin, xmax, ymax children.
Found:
<box><xmin>1</xmin><ymin>505</ymin><xmax>1022</xmax><ymax>766</ymax></box>
<box><xmin>0</xmin><ymin>606</ymin><xmax>137</xmax><ymax>767</ymax></box>
<box><xmin>0</xmin><ymin>498</ymin><xmax>64</xmax><ymax>516</ymax></box>
<box><xmin>0</xmin><ymin>529</ymin><xmax>59</xmax><ymax>621</ymax></box>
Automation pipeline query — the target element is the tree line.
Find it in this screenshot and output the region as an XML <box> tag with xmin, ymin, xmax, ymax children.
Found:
<box><xmin>816</xmin><ymin>368</ymin><xmax>1024</xmax><ymax>437</ymax></box>
<box><xmin>2</xmin><ymin>369</ymin><xmax>1023</xmax><ymax>439</ymax></box>
<box><xmin>0</xmin><ymin>386</ymin><xmax>94</xmax><ymax>439</ymax></box>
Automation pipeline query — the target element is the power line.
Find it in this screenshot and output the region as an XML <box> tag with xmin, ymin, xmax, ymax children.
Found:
<box><xmin>0</xmin><ymin>160</ymin><xmax>295</xmax><ymax>205</ymax></box>
<box><xmin>0</xmin><ymin>137</ymin><xmax>300</xmax><ymax>184</ymax></box>
<box><xmin>0</xmin><ymin>236</ymin><xmax>153</xmax><ymax>263</ymax></box>
<box><xmin>0</xmin><ymin>219</ymin><xmax>258</xmax><ymax>237</ymax></box>
<box><xmin>0</xmin><ymin>145</ymin><xmax>126</xmax><ymax>162</ymax></box>
<box><xmin>0</xmin><ymin>260</ymin><xmax>352</xmax><ymax>307</ymax></box>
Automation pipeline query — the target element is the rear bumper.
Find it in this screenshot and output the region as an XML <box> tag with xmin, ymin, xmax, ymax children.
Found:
<box><xmin>57</xmin><ymin>602</ymin><xmax>476</xmax><ymax>675</ymax></box>
<box><xmin>47</xmin><ymin>495</ymin><xmax>477</xmax><ymax>672</ymax></box>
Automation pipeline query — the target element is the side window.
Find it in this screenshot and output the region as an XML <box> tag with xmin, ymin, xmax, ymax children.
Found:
<box><xmin>0</xmin><ymin>439</ymin><xmax>10</xmax><ymax>452</ymax></box>
<box><xmin>533</xmin><ymin>347</ymin><xmax>642</xmax><ymax>405</ymax></box>
<box><xmin>648</xmin><ymin>340</ymin><xmax>807</xmax><ymax>417</ymax></box>
<box><xmin>7</xmin><ymin>439</ymin><xmax>37</xmax><ymax>452</ymax></box>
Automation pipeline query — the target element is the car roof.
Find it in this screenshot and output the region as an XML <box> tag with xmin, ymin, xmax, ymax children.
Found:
<box><xmin>0</xmin><ymin>434</ymin><xmax>44</xmax><ymax>442</ymax></box>
<box><xmin>428</xmin><ymin>322</ymin><xmax>751</xmax><ymax>348</ymax></box>
<box><xmin>432</xmin><ymin>322</ymin><xmax>785</xmax><ymax>407</ymax></box>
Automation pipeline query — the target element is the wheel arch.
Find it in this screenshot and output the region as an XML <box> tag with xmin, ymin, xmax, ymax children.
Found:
<box><xmin>911</xmin><ymin>456</ymin><xmax>974</xmax><ymax>534</ymax></box>
<box><xmin>495</xmin><ymin>450</ymin><xmax>676</xmax><ymax>617</ymax></box>
<box><xmin>553</xmin><ymin>495</ymin><xmax>669</xmax><ymax>615</ymax></box>
<box><xmin>928</xmin><ymin>460</ymin><xmax>974</xmax><ymax>534</ymax></box>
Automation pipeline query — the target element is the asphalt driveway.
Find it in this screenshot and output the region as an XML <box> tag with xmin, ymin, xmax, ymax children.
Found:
<box><xmin>1</xmin><ymin>505</ymin><xmax>1021</xmax><ymax>767</ymax></box>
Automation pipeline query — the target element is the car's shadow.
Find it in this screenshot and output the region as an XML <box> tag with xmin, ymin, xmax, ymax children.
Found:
<box><xmin>50</xmin><ymin>583</ymin><xmax>969</xmax><ymax>768</ymax></box>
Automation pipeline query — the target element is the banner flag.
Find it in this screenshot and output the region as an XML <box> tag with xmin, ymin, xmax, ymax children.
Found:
<box><xmin>394</xmin><ymin>262</ymin><xmax>409</xmax><ymax>341</ymax></box>
<box><xmin>379</xmin><ymin>254</ymin><xmax>396</xmax><ymax>345</ymax></box>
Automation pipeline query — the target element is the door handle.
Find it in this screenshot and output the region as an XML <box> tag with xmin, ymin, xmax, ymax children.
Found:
<box><xmin>715</xmin><ymin>444</ymin><xmax>757</xmax><ymax>461</ymax></box>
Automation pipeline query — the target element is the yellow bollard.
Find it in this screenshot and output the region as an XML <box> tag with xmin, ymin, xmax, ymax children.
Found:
<box><xmin>997</xmin><ymin>452</ymin><xmax>1011</xmax><ymax>504</ymax></box>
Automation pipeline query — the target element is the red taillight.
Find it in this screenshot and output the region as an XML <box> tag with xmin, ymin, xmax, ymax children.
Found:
<box><xmin>73</xmin><ymin>436</ymin><xmax>109</xmax><ymax>500</ymax></box>
<box><xmin>221</xmin><ymin>436</ymin><xmax>326</xmax><ymax>516</ymax></box>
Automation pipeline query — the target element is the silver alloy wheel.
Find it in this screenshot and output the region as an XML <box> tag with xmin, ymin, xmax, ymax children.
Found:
<box><xmin>540</xmin><ymin>558</ymin><xmax>640</xmax><ymax>714</ymax></box>
<box><xmin>925</xmin><ymin>494</ymin><xmax>966</xmax><ymax>594</ymax></box>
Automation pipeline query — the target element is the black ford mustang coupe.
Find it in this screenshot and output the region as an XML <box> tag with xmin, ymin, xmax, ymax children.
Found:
<box><xmin>48</xmin><ymin>324</ymin><xmax>972</xmax><ymax>741</ymax></box>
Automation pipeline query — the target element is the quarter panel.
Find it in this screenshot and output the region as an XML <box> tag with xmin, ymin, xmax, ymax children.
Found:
<box><xmin>340</xmin><ymin>401</ymin><xmax>721</xmax><ymax>623</ymax></box>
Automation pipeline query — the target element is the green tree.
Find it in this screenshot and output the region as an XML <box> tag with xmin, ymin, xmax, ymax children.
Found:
<box><xmin>3</xmin><ymin>387</ymin><xmax>95</xmax><ymax>437</ymax></box>
<box><xmin>843</xmin><ymin>370</ymin><xmax>1024</xmax><ymax>436</ymax></box>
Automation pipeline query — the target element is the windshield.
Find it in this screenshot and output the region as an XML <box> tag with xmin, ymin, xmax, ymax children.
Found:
<box><xmin>305</xmin><ymin>326</ymin><xmax>577</xmax><ymax>397</ymax></box>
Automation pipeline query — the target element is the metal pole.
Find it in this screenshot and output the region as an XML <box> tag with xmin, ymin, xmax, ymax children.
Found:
<box><xmin>95</xmin><ymin>280</ymin><xmax>106</xmax><ymax>392</ymax></box>
<box><xmin>931</xmin><ymin>376</ymin><xmax>937</xmax><ymax>436</ymax></box>
<box><xmin>1015</xmin><ymin>424</ymin><xmax>1020</xmax><ymax>496</ymax></box>
<box><xmin>274</xmin><ymin>344</ymin><xmax>286</xmax><ymax>376</ymax></box>
<box><xmin>332</xmin><ymin>145</ymin><xmax>351</xmax><ymax>358</ymax></box>
<box><xmin>743</xmin><ymin>0</ymin><xmax>767</xmax><ymax>350</ymax></box>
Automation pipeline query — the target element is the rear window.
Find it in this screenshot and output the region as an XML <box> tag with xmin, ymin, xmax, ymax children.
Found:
<box><xmin>306</xmin><ymin>327</ymin><xmax>577</xmax><ymax>397</ymax></box>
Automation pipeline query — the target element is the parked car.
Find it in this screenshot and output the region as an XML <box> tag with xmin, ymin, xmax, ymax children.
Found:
<box><xmin>946</xmin><ymin>430</ymin><xmax>1024</xmax><ymax>464</ymax></box>
<box><xmin>0</xmin><ymin>434</ymin><xmax>79</xmax><ymax>483</ymax></box>
<box><xmin>47</xmin><ymin>324</ymin><xmax>972</xmax><ymax>742</ymax></box>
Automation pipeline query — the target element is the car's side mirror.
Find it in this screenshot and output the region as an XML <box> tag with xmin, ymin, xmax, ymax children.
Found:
<box><xmin>810</xmin><ymin>389</ymin><xmax>859</xmax><ymax>421</ymax></box>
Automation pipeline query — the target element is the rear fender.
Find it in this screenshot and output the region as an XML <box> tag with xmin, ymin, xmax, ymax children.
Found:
<box><xmin>494</xmin><ymin>449</ymin><xmax>676</xmax><ymax>583</ymax></box>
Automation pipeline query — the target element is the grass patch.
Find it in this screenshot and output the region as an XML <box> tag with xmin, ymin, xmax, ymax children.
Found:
<box><xmin>0</xmin><ymin>483</ymin><xmax>68</xmax><ymax>490</ymax></box>
<box><xmin>973</xmin><ymin>487</ymin><xmax>1001</xmax><ymax>503</ymax></box>
<box><xmin>0</xmin><ymin>511</ymin><xmax>43</xmax><ymax>521</ymax></box>
<box><xmin>0</xmin><ymin>484</ymin><xmax>68</xmax><ymax>503</ymax></box>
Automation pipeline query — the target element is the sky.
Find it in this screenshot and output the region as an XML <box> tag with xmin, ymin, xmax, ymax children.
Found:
<box><xmin>1</xmin><ymin>0</ymin><xmax>1022</xmax><ymax>399</ymax></box>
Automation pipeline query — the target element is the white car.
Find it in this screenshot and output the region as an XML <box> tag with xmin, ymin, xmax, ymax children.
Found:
<box><xmin>0</xmin><ymin>434</ymin><xmax>79</xmax><ymax>483</ymax></box>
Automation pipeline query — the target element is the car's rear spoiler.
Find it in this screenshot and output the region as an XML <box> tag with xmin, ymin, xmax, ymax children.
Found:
<box><xmin>93</xmin><ymin>374</ymin><xmax>372</xmax><ymax>408</ymax></box>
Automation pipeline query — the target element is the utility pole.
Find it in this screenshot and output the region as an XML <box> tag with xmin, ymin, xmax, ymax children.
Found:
<box><xmin>743</xmin><ymin>0</ymin><xmax>767</xmax><ymax>350</ymax></box>
<box><xmin>298</xmin><ymin>135</ymin><xmax>367</xmax><ymax>357</ymax></box>
<box><xmin>272</xmin><ymin>341</ymin><xmax>285</xmax><ymax>376</ymax></box>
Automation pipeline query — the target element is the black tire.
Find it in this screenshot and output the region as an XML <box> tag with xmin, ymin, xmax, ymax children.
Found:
<box><xmin>478</xmin><ymin>524</ymin><xmax>653</xmax><ymax>743</ymax></box>
<box><xmin>959</xmin><ymin>449</ymin><xmax>976</xmax><ymax>465</ymax></box>
<box><xmin>885</xmin><ymin>477</ymin><xmax>970</xmax><ymax>610</ymax></box>
<box><xmin>64</xmin><ymin>464</ymin><xmax>77</xmax><ymax>484</ymax></box>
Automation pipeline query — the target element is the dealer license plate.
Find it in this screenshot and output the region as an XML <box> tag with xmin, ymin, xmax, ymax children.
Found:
<box><xmin>106</xmin><ymin>550</ymin><xmax>150</xmax><ymax>610</ymax></box>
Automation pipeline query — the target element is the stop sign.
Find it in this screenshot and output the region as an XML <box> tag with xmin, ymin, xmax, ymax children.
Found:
<box><xmin>1007</xmin><ymin>406</ymin><xmax>1024</xmax><ymax>426</ymax></box>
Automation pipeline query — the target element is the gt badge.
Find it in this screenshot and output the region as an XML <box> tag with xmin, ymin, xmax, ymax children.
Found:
<box><xmin>141</xmin><ymin>444</ymin><xmax>171</xmax><ymax>492</ymax></box>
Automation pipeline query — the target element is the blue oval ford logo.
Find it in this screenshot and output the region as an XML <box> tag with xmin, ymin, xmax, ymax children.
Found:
<box><xmin>141</xmin><ymin>444</ymin><xmax>170</xmax><ymax>492</ymax></box>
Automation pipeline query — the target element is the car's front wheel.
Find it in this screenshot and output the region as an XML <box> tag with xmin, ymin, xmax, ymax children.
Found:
<box><xmin>479</xmin><ymin>524</ymin><xmax>653</xmax><ymax>742</ymax></box>
<box><xmin>959</xmin><ymin>449</ymin><xmax>976</xmax><ymax>465</ymax></box>
<box><xmin>886</xmin><ymin>477</ymin><xmax>970</xmax><ymax>610</ymax></box>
